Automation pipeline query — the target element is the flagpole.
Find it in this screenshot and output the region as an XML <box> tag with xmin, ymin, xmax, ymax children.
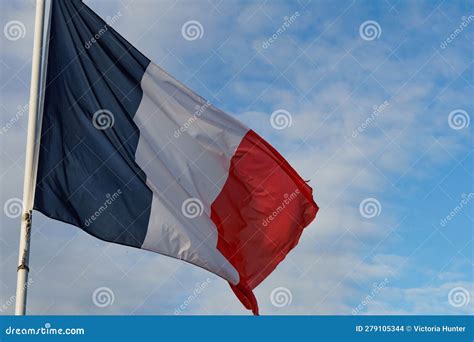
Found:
<box><xmin>15</xmin><ymin>0</ymin><xmax>49</xmax><ymax>315</ymax></box>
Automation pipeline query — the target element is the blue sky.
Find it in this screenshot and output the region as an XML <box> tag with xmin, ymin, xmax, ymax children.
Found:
<box><xmin>0</xmin><ymin>0</ymin><xmax>472</xmax><ymax>315</ymax></box>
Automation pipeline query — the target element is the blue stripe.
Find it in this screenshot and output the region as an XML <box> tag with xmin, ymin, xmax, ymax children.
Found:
<box><xmin>34</xmin><ymin>0</ymin><xmax>152</xmax><ymax>248</ymax></box>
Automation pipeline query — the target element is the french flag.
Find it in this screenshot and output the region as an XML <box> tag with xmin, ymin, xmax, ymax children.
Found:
<box><xmin>34</xmin><ymin>0</ymin><xmax>318</xmax><ymax>314</ymax></box>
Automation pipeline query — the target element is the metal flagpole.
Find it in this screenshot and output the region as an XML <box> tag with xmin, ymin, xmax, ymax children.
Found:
<box><xmin>15</xmin><ymin>0</ymin><xmax>50</xmax><ymax>315</ymax></box>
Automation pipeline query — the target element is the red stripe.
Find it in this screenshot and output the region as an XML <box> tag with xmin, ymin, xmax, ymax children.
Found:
<box><xmin>210</xmin><ymin>130</ymin><xmax>318</xmax><ymax>315</ymax></box>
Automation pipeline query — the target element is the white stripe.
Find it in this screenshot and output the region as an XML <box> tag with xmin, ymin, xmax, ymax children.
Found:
<box><xmin>133</xmin><ymin>63</ymin><xmax>248</xmax><ymax>284</ymax></box>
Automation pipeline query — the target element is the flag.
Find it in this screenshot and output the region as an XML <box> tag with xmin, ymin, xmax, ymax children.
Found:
<box><xmin>34</xmin><ymin>0</ymin><xmax>318</xmax><ymax>315</ymax></box>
